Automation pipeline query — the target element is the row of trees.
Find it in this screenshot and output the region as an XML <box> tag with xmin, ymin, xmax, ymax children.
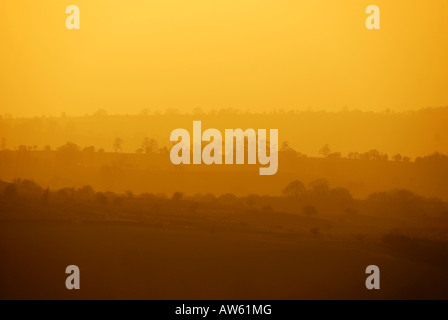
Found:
<box><xmin>4</xmin><ymin>178</ymin><xmax>446</xmax><ymax>219</ymax></box>
<box><xmin>7</xmin><ymin>137</ymin><xmax>448</xmax><ymax>164</ymax></box>
<box><xmin>57</xmin><ymin>137</ymin><xmax>159</xmax><ymax>154</ymax></box>
<box><xmin>7</xmin><ymin>137</ymin><xmax>161</xmax><ymax>155</ymax></box>
<box><xmin>317</xmin><ymin>144</ymin><xmax>411</xmax><ymax>162</ymax></box>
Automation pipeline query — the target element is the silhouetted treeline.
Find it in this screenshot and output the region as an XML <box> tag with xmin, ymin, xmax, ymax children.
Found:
<box><xmin>1</xmin><ymin>139</ymin><xmax>418</xmax><ymax>162</ymax></box>
<box><xmin>1</xmin><ymin>178</ymin><xmax>446</xmax><ymax>220</ymax></box>
<box><xmin>1</xmin><ymin>146</ymin><xmax>448</xmax><ymax>199</ymax></box>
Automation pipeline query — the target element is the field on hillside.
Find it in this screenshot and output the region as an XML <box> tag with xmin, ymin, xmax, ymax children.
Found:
<box><xmin>1</xmin><ymin>180</ymin><xmax>448</xmax><ymax>299</ymax></box>
<box><xmin>1</xmin><ymin>221</ymin><xmax>448</xmax><ymax>300</ymax></box>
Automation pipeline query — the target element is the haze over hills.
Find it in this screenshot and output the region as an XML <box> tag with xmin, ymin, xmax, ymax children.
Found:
<box><xmin>1</xmin><ymin>177</ymin><xmax>448</xmax><ymax>299</ymax></box>
<box><xmin>2</xmin><ymin>0</ymin><xmax>448</xmax><ymax>300</ymax></box>
<box><xmin>1</xmin><ymin>107</ymin><xmax>448</xmax><ymax>158</ymax></box>
<box><xmin>2</xmin><ymin>107</ymin><xmax>448</xmax><ymax>199</ymax></box>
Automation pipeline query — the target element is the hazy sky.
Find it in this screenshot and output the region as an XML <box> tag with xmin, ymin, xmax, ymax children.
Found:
<box><xmin>1</xmin><ymin>0</ymin><xmax>447</xmax><ymax>116</ymax></box>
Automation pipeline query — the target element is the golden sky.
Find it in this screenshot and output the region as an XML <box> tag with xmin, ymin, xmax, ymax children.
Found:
<box><xmin>1</xmin><ymin>0</ymin><xmax>447</xmax><ymax>116</ymax></box>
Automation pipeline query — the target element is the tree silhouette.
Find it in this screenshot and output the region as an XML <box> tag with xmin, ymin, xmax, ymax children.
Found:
<box><xmin>172</xmin><ymin>192</ymin><xmax>183</xmax><ymax>201</ymax></box>
<box><xmin>282</xmin><ymin>180</ymin><xmax>306</xmax><ymax>198</ymax></box>
<box><xmin>82</xmin><ymin>146</ymin><xmax>95</xmax><ymax>153</ymax></box>
<box><xmin>280</xmin><ymin>141</ymin><xmax>295</xmax><ymax>152</ymax></box>
<box><xmin>113</xmin><ymin>138</ymin><xmax>123</xmax><ymax>153</ymax></box>
<box><xmin>141</xmin><ymin>137</ymin><xmax>158</xmax><ymax>154</ymax></box>
<box><xmin>125</xmin><ymin>190</ymin><xmax>134</xmax><ymax>198</ymax></box>
<box><xmin>308</xmin><ymin>179</ymin><xmax>329</xmax><ymax>193</ymax></box>
<box><xmin>360</xmin><ymin>149</ymin><xmax>388</xmax><ymax>161</ymax></box>
<box><xmin>347</xmin><ymin>152</ymin><xmax>359</xmax><ymax>160</ymax></box>
<box><xmin>77</xmin><ymin>185</ymin><xmax>95</xmax><ymax>198</ymax></box>
<box><xmin>57</xmin><ymin>142</ymin><xmax>80</xmax><ymax>152</ymax></box>
<box><xmin>319</xmin><ymin>144</ymin><xmax>331</xmax><ymax>158</ymax></box>
<box><xmin>327</xmin><ymin>152</ymin><xmax>342</xmax><ymax>159</ymax></box>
